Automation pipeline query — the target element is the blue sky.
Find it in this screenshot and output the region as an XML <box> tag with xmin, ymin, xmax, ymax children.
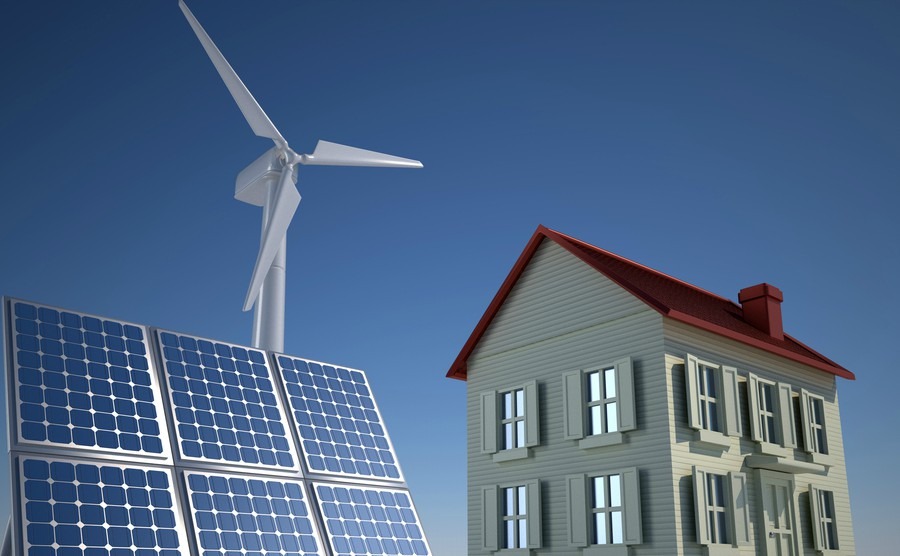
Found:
<box><xmin>1</xmin><ymin>1</ymin><xmax>898</xmax><ymax>554</ymax></box>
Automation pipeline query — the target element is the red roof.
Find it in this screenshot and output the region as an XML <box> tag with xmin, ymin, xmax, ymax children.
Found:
<box><xmin>446</xmin><ymin>225</ymin><xmax>853</xmax><ymax>381</ymax></box>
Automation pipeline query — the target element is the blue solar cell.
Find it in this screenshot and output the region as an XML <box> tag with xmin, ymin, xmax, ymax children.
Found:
<box><xmin>185</xmin><ymin>472</ymin><xmax>324</xmax><ymax>556</ymax></box>
<box><xmin>9</xmin><ymin>301</ymin><xmax>169</xmax><ymax>459</ymax></box>
<box><xmin>158</xmin><ymin>331</ymin><xmax>297</xmax><ymax>471</ymax></box>
<box><xmin>277</xmin><ymin>356</ymin><xmax>403</xmax><ymax>480</ymax></box>
<box><xmin>17</xmin><ymin>456</ymin><xmax>186</xmax><ymax>556</ymax></box>
<box><xmin>314</xmin><ymin>484</ymin><xmax>430</xmax><ymax>556</ymax></box>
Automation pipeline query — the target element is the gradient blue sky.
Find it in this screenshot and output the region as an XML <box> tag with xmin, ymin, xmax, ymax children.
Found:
<box><xmin>2</xmin><ymin>1</ymin><xmax>898</xmax><ymax>554</ymax></box>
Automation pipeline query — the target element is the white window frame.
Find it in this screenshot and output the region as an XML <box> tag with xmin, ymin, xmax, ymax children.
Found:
<box><xmin>587</xmin><ymin>368</ymin><xmax>619</xmax><ymax>436</ymax></box>
<box><xmin>591</xmin><ymin>473</ymin><xmax>624</xmax><ymax>546</ymax></box>
<box><xmin>692</xmin><ymin>467</ymin><xmax>750</xmax><ymax>553</ymax></box>
<box><xmin>566</xmin><ymin>467</ymin><xmax>642</xmax><ymax>553</ymax></box>
<box><xmin>809</xmin><ymin>485</ymin><xmax>839</xmax><ymax>552</ymax></box>
<box><xmin>501</xmin><ymin>388</ymin><xmax>526</xmax><ymax>450</ymax></box>
<box><xmin>480</xmin><ymin>381</ymin><xmax>540</xmax><ymax>462</ymax></box>
<box><xmin>481</xmin><ymin>480</ymin><xmax>542</xmax><ymax>552</ymax></box>
<box><xmin>747</xmin><ymin>373</ymin><xmax>797</xmax><ymax>455</ymax></box>
<box><xmin>685</xmin><ymin>355</ymin><xmax>741</xmax><ymax>449</ymax></box>
<box><xmin>502</xmin><ymin>485</ymin><xmax>528</xmax><ymax>549</ymax></box>
<box><xmin>563</xmin><ymin>357</ymin><xmax>636</xmax><ymax>450</ymax></box>
<box><xmin>800</xmin><ymin>390</ymin><xmax>831</xmax><ymax>464</ymax></box>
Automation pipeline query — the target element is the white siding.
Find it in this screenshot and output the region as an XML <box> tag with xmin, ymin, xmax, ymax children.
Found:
<box><xmin>466</xmin><ymin>240</ymin><xmax>677</xmax><ymax>554</ymax></box>
<box><xmin>664</xmin><ymin>319</ymin><xmax>856</xmax><ymax>555</ymax></box>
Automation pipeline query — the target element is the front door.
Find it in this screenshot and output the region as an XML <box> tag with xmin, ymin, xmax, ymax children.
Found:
<box><xmin>758</xmin><ymin>471</ymin><xmax>798</xmax><ymax>556</ymax></box>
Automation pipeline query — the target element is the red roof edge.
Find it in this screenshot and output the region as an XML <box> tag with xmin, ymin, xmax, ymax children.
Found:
<box><xmin>446</xmin><ymin>226</ymin><xmax>550</xmax><ymax>380</ymax></box>
<box><xmin>666</xmin><ymin>310</ymin><xmax>855</xmax><ymax>380</ymax></box>
<box><xmin>446</xmin><ymin>225</ymin><xmax>854</xmax><ymax>381</ymax></box>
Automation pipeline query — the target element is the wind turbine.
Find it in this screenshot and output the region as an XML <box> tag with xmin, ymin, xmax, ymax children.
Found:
<box><xmin>178</xmin><ymin>1</ymin><xmax>422</xmax><ymax>353</ymax></box>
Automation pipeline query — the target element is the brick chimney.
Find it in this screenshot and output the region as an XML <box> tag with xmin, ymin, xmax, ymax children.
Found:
<box><xmin>738</xmin><ymin>283</ymin><xmax>784</xmax><ymax>340</ymax></box>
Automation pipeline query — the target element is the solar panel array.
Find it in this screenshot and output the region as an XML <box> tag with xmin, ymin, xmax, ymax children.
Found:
<box><xmin>3</xmin><ymin>298</ymin><xmax>431</xmax><ymax>556</ymax></box>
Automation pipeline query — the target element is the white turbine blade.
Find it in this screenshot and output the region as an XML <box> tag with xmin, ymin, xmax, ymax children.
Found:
<box><xmin>179</xmin><ymin>0</ymin><xmax>287</xmax><ymax>145</ymax></box>
<box><xmin>301</xmin><ymin>140</ymin><xmax>423</xmax><ymax>168</ymax></box>
<box><xmin>243</xmin><ymin>166</ymin><xmax>301</xmax><ymax>311</ymax></box>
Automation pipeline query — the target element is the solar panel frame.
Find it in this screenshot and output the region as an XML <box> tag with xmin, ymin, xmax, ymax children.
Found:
<box><xmin>11</xmin><ymin>453</ymin><xmax>192</xmax><ymax>556</ymax></box>
<box><xmin>154</xmin><ymin>329</ymin><xmax>302</xmax><ymax>475</ymax></box>
<box><xmin>4</xmin><ymin>298</ymin><xmax>174</xmax><ymax>464</ymax></box>
<box><xmin>311</xmin><ymin>481</ymin><xmax>432</xmax><ymax>556</ymax></box>
<box><xmin>274</xmin><ymin>354</ymin><xmax>407</xmax><ymax>483</ymax></box>
<box><xmin>182</xmin><ymin>469</ymin><xmax>328</xmax><ymax>556</ymax></box>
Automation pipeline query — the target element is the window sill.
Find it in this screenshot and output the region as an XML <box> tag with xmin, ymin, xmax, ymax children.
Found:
<box><xmin>702</xmin><ymin>544</ymin><xmax>741</xmax><ymax>556</ymax></box>
<box><xmin>496</xmin><ymin>549</ymin><xmax>531</xmax><ymax>556</ymax></box>
<box><xmin>579</xmin><ymin>432</ymin><xmax>625</xmax><ymax>450</ymax></box>
<box><xmin>808</xmin><ymin>452</ymin><xmax>834</xmax><ymax>467</ymax></box>
<box><xmin>493</xmin><ymin>447</ymin><xmax>531</xmax><ymax>463</ymax></box>
<box><xmin>692</xmin><ymin>429</ymin><xmax>731</xmax><ymax>450</ymax></box>
<box><xmin>583</xmin><ymin>544</ymin><xmax>630</xmax><ymax>556</ymax></box>
<box><xmin>756</xmin><ymin>441</ymin><xmax>789</xmax><ymax>457</ymax></box>
<box><xmin>817</xmin><ymin>550</ymin><xmax>842</xmax><ymax>555</ymax></box>
<box><xmin>744</xmin><ymin>454</ymin><xmax>827</xmax><ymax>475</ymax></box>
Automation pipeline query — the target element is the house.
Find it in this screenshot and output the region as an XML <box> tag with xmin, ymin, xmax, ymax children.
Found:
<box><xmin>446</xmin><ymin>225</ymin><xmax>855</xmax><ymax>555</ymax></box>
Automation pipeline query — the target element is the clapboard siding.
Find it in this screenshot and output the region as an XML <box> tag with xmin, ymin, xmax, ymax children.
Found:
<box><xmin>467</xmin><ymin>240</ymin><xmax>679</xmax><ymax>554</ymax></box>
<box><xmin>473</xmin><ymin>240</ymin><xmax>653</xmax><ymax>361</ymax></box>
<box><xmin>663</xmin><ymin>320</ymin><xmax>856</xmax><ymax>555</ymax></box>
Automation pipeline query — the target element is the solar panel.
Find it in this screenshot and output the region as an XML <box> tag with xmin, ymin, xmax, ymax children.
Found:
<box><xmin>157</xmin><ymin>331</ymin><xmax>299</xmax><ymax>472</ymax></box>
<box><xmin>275</xmin><ymin>355</ymin><xmax>403</xmax><ymax>481</ymax></box>
<box><xmin>3</xmin><ymin>298</ymin><xmax>431</xmax><ymax>556</ymax></box>
<box><xmin>313</xmin><ymin>483</ymin><xmax>431</xmax><ymax>556</ymax></box>
<box><xmin>14</xmin><ymin>454</ymin><xmax>189</xmax><ymax>555</ymax></box>
<box><xmin>184</xmin><ymin>471</ymin><xmax>325</xmax><ymax>556</ymax></box>
<box><xmin>7</xmin><ymin>300</ymin><xmax>171</xmax><ymax>460</ymax></box>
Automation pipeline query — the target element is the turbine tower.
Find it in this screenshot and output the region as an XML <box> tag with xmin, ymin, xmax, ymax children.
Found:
<box><xmin>178</xmin><ymin>1</ymin><xmax>422</xmax><ymax>353</ymax></box>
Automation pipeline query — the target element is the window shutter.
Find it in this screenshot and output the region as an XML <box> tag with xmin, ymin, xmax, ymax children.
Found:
<box><xmin>524</xmin><ymin>380</ymin><xmax>540</xmax><ymax>447</ymax></box>
<box><xmin>616</xmin><ymin>357</ymin><xmax>637</xmax><ymax>432</ymax></box>
<box><xmin>799</xmin><ymin>389</ymin><xmax>814</xmax><ymax>454</ymax></box>
<box><xmin>481</xmin><ymin>485</ymin><xmax>499</xmax><ymax>551</ymax></box>
<box><xmin>777</xmin><ymin>382</ymin><xmax>797</xmax><ymax>448</ymax></box>
<box><xmin>692</xmin><ymin>466</ymin><xmax>710</xmax><ymax>545</ymax></box>
<box><xmin>747</xmin><ymin>373</ymin><xmax>762</xmax><ymax>442</ymax></box>
<box><xmin>621</xmin><ymin>467</ymin><xmax>643</xmax><ymax>545</ymax></box>
<box><xmin>565</xmin><ymin>474</ymin><xmax>588</xmax><ymax>547</ymax></box>
<box><xmin>562</xmin><ymin>371</ymin><xmax>584</xmax><ymax>440</ymax></box>
<box><xmin>721</xmin><ymin>366</ymin><xmax>742</xmax><ymax>437</ymax></box>
<box><xmin>808</xmin><ymin>485</ymin><xmax>824</xmax><ymax>551</ymax></box>
<box><xmin>526</xmin><ymin>479</ymin><xmax>542</xmax><ymax>549</ymax></box>
<box><xmin>480</xmin><ymin>391</ymin><xmax>498</xmax><ymax>454</ymax></box>
<box><xmin>685</xmin><ymin>355</ymin><xmax>701</xmax><ymax>430</ymax></box>
<box><xmin>727</xmin><ymin>472</ymin><xmax>750</xmax><ymax>546</ymax></box>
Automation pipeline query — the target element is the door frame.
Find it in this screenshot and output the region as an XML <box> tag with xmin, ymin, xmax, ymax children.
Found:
<box><xmin>756</xmin><ymin>470</ymin><xmax>801</xmax><ymax>556</ymax></box>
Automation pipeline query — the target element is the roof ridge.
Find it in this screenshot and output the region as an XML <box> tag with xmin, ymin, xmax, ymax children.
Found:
<box><xmin>540</xmin><ymin>225</ymin><xmax>737</xmax><ymax>306</ymax></box>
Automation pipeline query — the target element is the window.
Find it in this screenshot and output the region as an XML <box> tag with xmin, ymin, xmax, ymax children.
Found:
<box><xmin>692</xmin><ymin>467</ymin><xmax>750</xmax><ymax>550</ymax></box>
<box><xmin>587</xmin><ymin>368</ymin><xmax>619</xmax><ymax>434</ymax></box>
<box><xmin>697</xmin><ymin>363</ymin><xmax>721</xmax><ymax>433</ymax></box>
<box><xmin>591</xmin><ymin>474</ymin><xmax>624</xmax><ymax>545</ymax></box>
<box><xmin>566</xmin><ymin>468</ymin><xmax>642</xmax><ymax>551</ymax></box>
<box><xmin>809</xmin><ymin>486</ymin><xmax>839</xmax><ymax>551</ymax></box>
<box><xmin>755</xmin><ymin>379</ymin><xmax>778</xmax><ymax>444</ymax></box>
<box><xmin>480</xmin><ymin>381</ymin><xmax>539</xmax><ymax>461</ymax></box>
<box><xmin>703</xmin><ymin>473</ymin><xmax>730</xmax><ymax>544</ymax></box>
<box><xmin>800</xmin><ymin>390</ymin><xmax>829</xmax><ymax>457</ymax></box>
<box><xmin>481</xmin><ymin>481</ymin><xmax>542</xmax><ymax>551</ymax></box>
<box><xmin>684</xmin><ymin>355</ymin><xmax>741</xmax><ymax>445</ymax></box>
<box><xmin>563</xmin><ymin>357</ymin><xmax>635</xmax><ymax>448</ymax></box>
<box><xmin>747</xmin><ymin>373</ymin><xmax>796</xmax><ymax>451</ymax></box>
<box><xmin>501</xmin><ymin>389</ymin><xmax>526</xmax><ymax>449</ymax></box>
<box><xmin>503</xmin><ymin>486</ymin><xmax>528</xmax><ymax>548</ymax></box>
